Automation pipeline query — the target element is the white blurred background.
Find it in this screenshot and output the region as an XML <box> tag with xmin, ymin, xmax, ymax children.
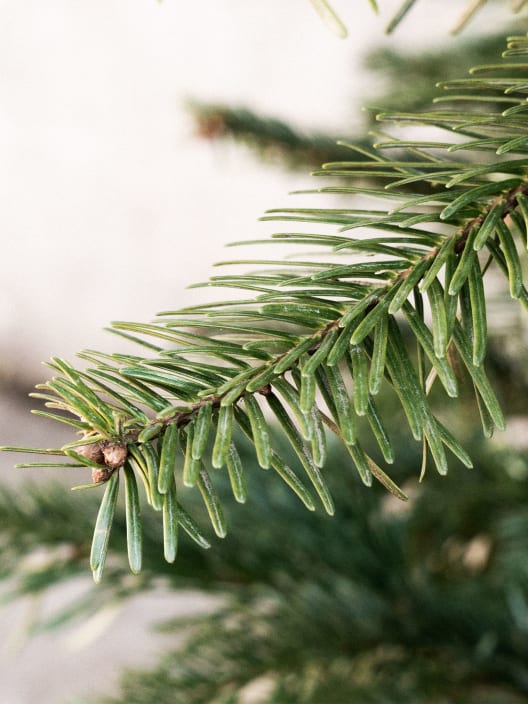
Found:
<box><xmin>0</xmin><ymin>1</ymin><xmax>505</xmax><ymax>702</ymax></box>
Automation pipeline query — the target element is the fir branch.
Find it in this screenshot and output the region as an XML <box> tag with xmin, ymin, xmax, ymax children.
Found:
<box><xmin>189</xmin><ymin>36</ymin><xmax>513</xmax><ymax>171</ymax></box>
<box><xmin>189</xmin><ymin>101</ymin><xmax>360</xmax><ymax>170</ymax></box>
<box><xmin>3</xmin><ymin>35</ymin><xmax>528</xmax><ymax>579</ymax></box>
<box><xmin>312</xmin><ymin>0</ymin><xmax>521</xmax><ymax>36</ymax></box>
<box><xmin>92</xmin><ymin>440</ymin><xmax>528</xmax><ymax>704</ymax></box>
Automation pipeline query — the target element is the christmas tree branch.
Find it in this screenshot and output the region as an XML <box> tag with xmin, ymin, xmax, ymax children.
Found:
<box><xmin>3</xmin><ymin>34</ymin><xmax>528</xmax><ymax>581</ymax></box>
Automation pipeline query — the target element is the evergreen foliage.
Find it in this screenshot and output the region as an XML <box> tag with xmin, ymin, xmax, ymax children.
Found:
<box><xmin>189</xmin><ymin>99</ymin><xmax>361</xmax><ymax>169</ymax></box>
<box><xmin>3</xmin><ymin>5</ymin><xmax>528</xmax><ymax>703</ymax></box>
<box><xmin>314</xmin><ymin>0</ymin><xmax>524</xmax><ymax>36</ymax></box>
<box><xmin>5</xmin><ymin>437</ymin><xmax>528</xmax><ymax>703</ymax></box>
<box><xmin>3</xmin><ymin>6</ymin><xmax>528</xmax><ymax>586</ymax></box>
<box><xmin>188</xmin><ymin>35</ymin><xmax>511</xmax><ymax>170</ymax></box>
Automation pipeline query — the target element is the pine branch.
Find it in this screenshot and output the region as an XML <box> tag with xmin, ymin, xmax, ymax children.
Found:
<box><xmin>94</xmin><ymin>439</ymin><xmax>528</xmax><ymax>704</ymax></box>
<box><xmin>3</xmin><ymin>437</ymin><xmax>528</xmax><ymax>702</ymax></box>
<box><xmin>189</xmin><ymin>101</ymin><xmax>362</xmax><ymax>169</ymax></box>
<box><xmin>189</xmin><ymin>36</ymin><xmax>510</xmax><ymax>171</ymax></box>
<box><xmin>3</xmin><ymin>35</ymin><xmax>528</xmax><ymax>580</ymax></box>
<box><xmin>365</xmin><ymin>34</ymin><xmax>511</xmax><ymax>116</ymax></box>
<box><xmin>313</xmin><ymin>0</ymin><xmax>523</xmax><ymax>36</ymax></box>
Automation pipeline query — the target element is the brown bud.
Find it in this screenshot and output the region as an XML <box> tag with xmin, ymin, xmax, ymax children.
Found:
<box><xmin>77</xmin><ymin>442</ymin><xmax>105</xmax><ymax>465</ymax></box>
<box><xmin>91</xmin><ymin>467</ymin><xmax>113</xmax><ymax>484</ymax></box>
<box><xmin>258</xmin><ymin>384</ymin><xmax>272</xmax><ymax>396</ymax></box>
<box><xmin>101</xmin><ymin>441</ymin><xmax>127</xmax><ymax>469</ymax></box>
<box><xmin>195</xmin><ymin>113</ymin><xmax>225</xmax><ymax>140</ymax></box>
